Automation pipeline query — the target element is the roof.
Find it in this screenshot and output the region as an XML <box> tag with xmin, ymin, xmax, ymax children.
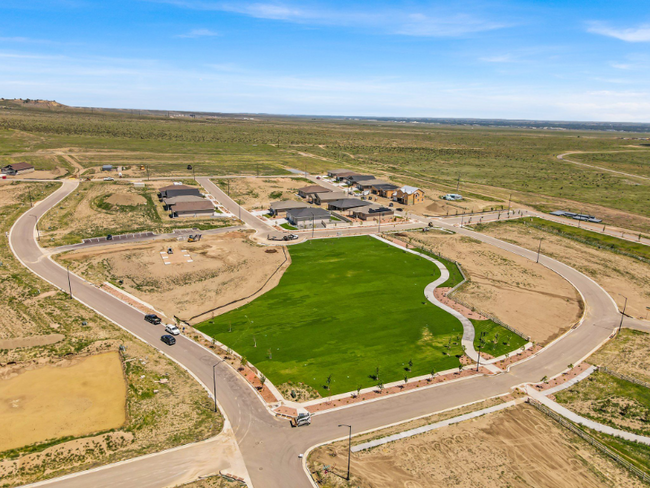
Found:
<box><xmin>328</xmin><ymin>198</ymin><xmax>368</xmax><ymax>210</ymax></box>
<box><xmin>270</xmin><ymin>200</ymin><xmax>310</xmax><ymax>211</ymax></box>
<box><xmin>354</xmin><ymin>204</ymin><xmax>393</xmax><ymax>215</ymax></box>
<box><xmin>316</xmin><ymin>192</ymin><xmax>348</xmax><ymax>201</ymax></box>
<box><xmin>172</xmin><ymin>201</ymin><xmax>214</xmax><ymax>212</ymax></box>
<box><xmin>398</xmin><ymin>185</ymin><xmax>421</xmax><ymax>194</ymax></box>
<box><xmin>373</xmin><ymin>184</ymin><xmax>399</xmax><ymax>190</ymax></box>
<box><xmin>287</xmin><ymin>207</ymin><xmax>331</xmax><ymax>219</ymax></box>
<box><xmin>5</xmin><ymin>162</ymin><xmax>34</xmax><ymax>171</ymax></box>
<box><xmin>163</xmin><ymin>195</ymin><xmax>205</xmax><ymax>206</ymax></box>
<box><xmin>334</xmin><ymin>171</ymin><xmax>358</xmax><ymax>178</ymax></box>
<box><xmin>357</xmin><ymin>179</ymin><xmax>390</xmax><ymax>187</ymax></box>
<box><xmin>159</xmin><ymin>184</ymin><xmax>197</xmax><ymax>192</ymax></box>
<box><xmin>348</xmin><ymin>174</ymin><xmax>376</xmax><ymax>182</ymax></box>
<box><xmin>327</xmin><ymin>169</ymin><xmax>351</xmax><ymax>175</ymax></box>
<box><xmin>298</xmin><ymin>185</ymin><xmax>331</xmax><ymax>194</ymax></box>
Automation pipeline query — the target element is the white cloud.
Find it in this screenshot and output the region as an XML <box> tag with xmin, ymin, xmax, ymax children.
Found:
<box><xmin>175</xmin><ymin>28</ymin><xmax>220</xmax><ymax>38</ymax></box>
<box><xmin>587</xmin><ymin>21</ymin><xmax>650</xmax><ymax>42</ymax></box>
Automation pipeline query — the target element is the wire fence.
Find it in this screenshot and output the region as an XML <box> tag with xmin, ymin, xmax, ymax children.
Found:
<box><xmin>527</xmin><ymin>398</ymin><xmax>650</xmax><ymax>484</ymax></box>
<box><xmin>598</xmin><ymin>366</ymin><xmax>650</xmax><ymax>390</ymax></box>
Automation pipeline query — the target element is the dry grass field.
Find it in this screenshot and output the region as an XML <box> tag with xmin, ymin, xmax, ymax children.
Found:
<box><xmin>0</xmin><ymin>182</ymin><xmax>221</xmax><ymax>487</ymax></box>
<box><xmin>474</xmin><ymin>222</ymin><xmax>650</xmax><ymax>319</ymax></box>
<box><xmin>405</xmin><ymin>231</ymin><xmax>582</xmax><ymax>345</ymax></box>
<box><xmin>0</xmin><ymin>352</ymin><xmax>126</xmax><ymax>452</ymax></box>
<box><xmin>589</xmin><ymin>329</ymin><xmax>650</xmax><ymax>383</ymax></box>
<box><xmin>56</xmin><ymin>231</ymin><xmax>288</xmax><ymax>321</ymax></box>
<box><xmin>212</xmin><ymin>176</ymin><xmax>309</xmax><ymax>211</ymax></box>
<box><xmin>309</xmin><ymin>403</ymin><xmax>645</xmax><ymax>488</ymax></box>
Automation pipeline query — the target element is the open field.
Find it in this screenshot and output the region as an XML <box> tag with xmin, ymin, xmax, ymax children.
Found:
<box><xmin>474</xmin><ymin>220</ymin><xmax>650</xmax><ymax>319</ymax></box>
<box><xmin>198</xmin><ymin>236</ymin><xmax>522</xmax><ymax>395</ymax></box>
<box><xmin>555</xmin><ymin>370</ymin><xmax>650</xmax><ymax>436</ymax></box>
<box><xmin>0</xmin><ymin>183</ymin><xmax>221</xmax><ymax>486</ymax></box>
<box><xmin>567</xmin><ymin>150</ymin><xmax>650</xmax><ymax>178</ymax></box>
<box><xmin>2</xmin><ymin>102</ymin><xmax>650</xmax><ymax>231</ymax></box>
<box><xmin>309</xmin><ymin>403</ymin><xmax>645</xmax><ymax>488</ymax></box>
<box><xmin>589</xmin><ymin>329</ymin><xmax>650</xmax><ymax>383</ymax></box>
<box><xmin>57</xmin><ymin>231</ymin><xmax>287</xmax><ymax>321</ymax></box>
<box><xmin>212</xmin><ymin>176</ymin><xmax>310</xmax><ymax>211</ymax></box>
<box><xmin>403</xmin><ymin>231</ymin><xmax>582</xmax><ymax>344</ymax></box>
<box><xmin>0</xmin><ymin>352</ymin><xmax>126</xmax><ymax>452</ymax></box>
<box><xmin>472</xmin><ymin>319</ymin><xmax>528</xmax><ymax>358</ymax></box>
<box><xmin>38</xmin><ymin>180</ymin><xmax>235</xmax><ymax>247</ymax></box>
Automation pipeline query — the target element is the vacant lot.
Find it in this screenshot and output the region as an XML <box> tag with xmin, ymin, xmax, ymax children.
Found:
<box><xmin>212</xmin><ymin>177</ymin><xmax>310</xmax><ymax>211</ymax></box>
<box><xmin>0</xmin><ymin>352</ymin><xmax>126</xmax><ymax>452</ymax></box>
<box><xmin>39</xmin><ymin>180</ymin><xmax>235</xmax><ymax>246</ymax></box>
<box><xmin>57</xmin><ymin>231</ymin><xmax>287</xmax><ymax>321</ymax></box>
<box><xmin>555</xmin><ymin>370</ymin><xmax>650</xmax><ymax>437</ymax></box>
<box><xmin>589</xmin><ymin>329</ymin><xmax>650</xmax><ymax>384</ymax></box>
<box><xmin>309</xmin><ymin>403</ymin><xmax>643</xmax><ymax>488</ymax></box>
<box><xmin>0</xmin><ymin>183</ymin><xmax>221</xmax><ymax>486</ymax></box>
<box><xmin>404</xmin><ymin>231</ymin><xmax>582</xmax><ymax>344</ymax></box>
<box><xmin>199</xmin><ymin>236</ymin><xmax>522</xmax><ymax>395</ymax></box>
<box><xmin>475</xmin><ymin>220</ymin><xmax>650</xmax><ymax>319</ymax></box>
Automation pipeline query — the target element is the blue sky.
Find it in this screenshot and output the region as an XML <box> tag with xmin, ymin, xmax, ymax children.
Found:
<box><xmin>1</xmin><ymin>0</ymin><xmax>649</xmax><ymax>121</ymax></box>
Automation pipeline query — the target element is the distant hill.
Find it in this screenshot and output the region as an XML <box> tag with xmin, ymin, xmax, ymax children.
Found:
<box><xmin>1</xmin><ymin>98</ymin><xmax>68</xmax><ymax>109</ymax></box>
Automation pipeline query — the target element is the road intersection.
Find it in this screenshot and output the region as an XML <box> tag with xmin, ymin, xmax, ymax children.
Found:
<box><xmin>10</xmin><ymin>179</ymin><xmax>624</xmax><ymax>488</ymax></box>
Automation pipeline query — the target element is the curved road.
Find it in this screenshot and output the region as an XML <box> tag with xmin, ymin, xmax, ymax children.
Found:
<box><xmin>11</xmin><ymin>181</ymin><xmax>621</xmax><ymax>488</ymax></box>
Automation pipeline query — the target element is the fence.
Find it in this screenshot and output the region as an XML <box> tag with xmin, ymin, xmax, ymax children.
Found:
<box><xmin>598</xmin><ymin>366</ymin><xmax>650</xmax><ymax>390</ymax></box>
<box><xmin>527</xmin><ymin>398</ymin><xmax>650</xmax><ymax>484</ymax></box>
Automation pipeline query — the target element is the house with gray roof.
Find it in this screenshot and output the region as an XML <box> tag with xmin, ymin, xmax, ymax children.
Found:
<box><xmin>286</xmin><ymin>207</ymin><xmax>331</xmax><ymax>228</ymax></box>
<box><xmin>269</xmin><ymin>200</ymin><xmax>310</xmax><ymax>216</ymax></box>
<box><xmin>170</xmin><ymin>200</ymin><xmax>215</xmax><ymax>218</ymax></box>
<box><xmin>327</xmin><ymin>198</ymin><xmax>368</xmax><ymax>211</ymax></box>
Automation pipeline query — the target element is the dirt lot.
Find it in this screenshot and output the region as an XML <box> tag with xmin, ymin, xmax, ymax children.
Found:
<box><xmin>405</xmin><ymin>231</ymin><xmax>582</xmax><ymax>345</ymax></box>
<box><xmin>309</xmin><ymin>403</ymin><xmax>644</xmax><ymax>488</ymax></box>
<box><xmin>212</xmin><ymin>177</ymin><xmax>309</xmax><ymax>211</ymax></box>
<box><xmin>0</xmin><ymin>352</ymin><xmax>126</xmax><ymax>452</ymax></box>
<box><xmin>475</xmin><ymin>222</ymin><xmax>650</xmax><ymax>319</ymax></box>
<box><xmin>0</xmin><ymin>183</ymin><xmax>221</xmax><ymax>486</ymax></box>
<box><xmin>57</xmin><ymin>231</ymin><xmax>288</xmax><ymax>321</ymax></box>
<box><xmin>39</xmin><ymin>180</ymin><xmax>234</xmax><ymax>247</ymax></box>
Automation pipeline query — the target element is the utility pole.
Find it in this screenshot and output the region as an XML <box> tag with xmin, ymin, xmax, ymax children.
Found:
<box><xmin>338</xmin><ymin>424</ymin><xmax>352</xmax><ymax>481</ymax></box>
<box><xmin>28</xmin><ymin>188</ymin><xmax>33</xmax><ymax>207</ymax></box>
<box><xmin>618</xmin><ymin>295</ymin><xmax>628</xmax><ymax>334</ymax></box>
<box><xmin>456</xmin><ymin>173</ymin><xmax>461</xmax><ymax>192</ymax></box>
<box><xmin>212</xmin><ymin>363</ymin><xmax>218</xmax><ymax>413</ymax></box>
<box><xmin>536</xmin><ymin>238</ymin><xmax>543</xmax><ymax>263</ymax></box>
<box><xmin>146</xmin><ymin>165</ymin><xmax>150</xmax><ymax>181</ymax></box>
<box><xmin>476</xmin><ymin>331</ymin><xmax>486</xmax><ymax>371</ymax></box>
<box><xmin>67</xmin><ymin>264</ymin><xmax>73</xmax><ymax>299</ymax></box>
<box><xmin>227</xmin><ymin>179</ymin><xmax>230</xmax><ymax>196</ymax></box>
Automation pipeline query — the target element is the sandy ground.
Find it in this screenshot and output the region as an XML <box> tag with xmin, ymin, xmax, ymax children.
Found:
<box><xmin>310</xmin><ymin>403</ymin><xmax>644</xmax><ymax>488</ymax></box>
<box><xmin>214</xmin><ymin>177</ymin><xmax>307</xmax><ymax>211</ymax></box>
<box><xmin>0</xmin><ymin>334</ymin><xmax>65</xmax><ymax>350</ymax></box>
<box><xmin>477</xmin><ymin>223</ymin><xmax>650</xmax><ymax>319</ymax></box>
<box><xmin>0</xmin><ymin>352</ymin><xmax>126</xmax><ymax>452</ymax></box>
<box><xmin>58</xmin><ymin>232</ymin><xmax>288</xmax><ymax>321</ymax></box>
<box><xmin>405</xmin><ymin>232</ymin><xmax>582</xmax><ymax>345</ymax></box>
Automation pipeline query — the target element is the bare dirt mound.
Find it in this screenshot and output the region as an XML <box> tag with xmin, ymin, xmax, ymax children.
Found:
<box><xmin>311</xmin><ymin>404</ymin><xmax>645</xmax><ymax>487</ymax></box>
<box><xmin>0</xmin><ymin>352</ymin><xmax>127</xmax><ymax>452</ymax></box>
<box><xmin>105</xmin><ymin>193</ymin><xmax>146</xmax><ymax>206</ymax></box>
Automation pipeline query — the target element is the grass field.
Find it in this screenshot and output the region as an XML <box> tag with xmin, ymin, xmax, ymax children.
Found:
<box><xmin>476</xmin><ymin>217</ymin><xmax>650</xmax><ymax>262</ymax></box>
<box><xmin>198</xmin><ymin>236</ymin><xmax>467</xmax><ymax>395</ymax></box>
<box><xmin>568</xmin><ymin>150</ymin><xmax>650</xmax><ymax>178</ymax></box>
<box><xmin>472</xmin><ymin>319</ymin><xmax>528</xmax><ymax>358</ymax></box>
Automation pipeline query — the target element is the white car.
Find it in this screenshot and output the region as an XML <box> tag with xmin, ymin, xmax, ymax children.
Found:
<box><xmin>165</xmin><ymin>324</ymin><xmax>180</xmax><ymax>335</ymax></box>
<box><xmin>103</xmin><ymin>177</ymin><xmax>115</xmax><ymax>181</ymax></box>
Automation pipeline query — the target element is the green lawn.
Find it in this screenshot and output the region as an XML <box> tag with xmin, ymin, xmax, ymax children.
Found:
<box><xmin>198</xmin><ymin>236</ymin><xmax>466</xmax><ymax>395</ymax></box>
<box><xmin>472</xmin><ymin>319</ymin><xmax>528</xmax><ymax>358</ymax></box>
<box><xmin>280</xmin><ymin>222</ymin><xmax>298</xmax><ymax>230</ymax></box>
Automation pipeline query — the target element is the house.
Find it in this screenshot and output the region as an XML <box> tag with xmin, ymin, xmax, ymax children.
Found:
<box><xmin>312</xmin><ymin>192</ymin><xmax>347</xmax><ymax>205</ymax></box>
<box><xmin>347</xmin><ymin>174</ymin><xmax>376</xmax><ymax>184</ymax></box>
<box><xmin>333</xmin><ymin>171</ymin><xmax>359</xmax><ymax>182</ymax></box>
<box><xmin>371</xmin><ymin>183</ymin><xmax>400</xmax><ymax>198</ymax></box>
<box><xmin>163</xmin><ymin>195</ymin><xmax>206</xmax><ymax>210</ymax></box>
<box><xmin>102</xmin><ymin>165</ymin><xmax>113</xmax><ymax>172</ymax></box>
<box><xmin>394</xmin><ymin>186</ymin><xmax>425</xmax><ymax>205</ymax></box>
<box><xmin>351</xmin><ymin>204</ymin><xmax>395</xmax><ymax>220</ymax></box>
<box><xmin>269</xmin><ymin>200</ymin><xmax>310</xmax><ymax>217</ymax></box>
<box><xmin>286</xmin><ymin>207</ymin><xmax>331</xmax><ymax>228</ymax></box>
<box><xmin>327</xmin><ymin>169</ymin><xmax>352</xmax><ymax>178</ymax></box>
<box><xmin>1</xmin><ymin>162</ymin><xmax>35</xmax><ymax>176</ymax></box>
<box><xmin>327</xmin><ymin>198</ymin><xmax>368</xmax><ymax>212</ymax></box>
<box><xmin>170</xmin><ymin>200</ymin><xmax>214</xmax><ymax>218</ymax></box>
<box><xmin>158</xmin><ymin>184</ymin><xmax>202</xmax><ymax>200</ymax></box>
<box><xmin>355</xmin><ymin>179</ymin><xmax>390</xmax><ymax>191</ymax></box>
<box><xmin>442</xmin><ymin>193</ymin><xmax>463</xmax><ymax>201</ymax></box>
<box><xmin>297</xmin><ymin>185</ymin><xmax>331</xmax><ymax>198</ymax></box>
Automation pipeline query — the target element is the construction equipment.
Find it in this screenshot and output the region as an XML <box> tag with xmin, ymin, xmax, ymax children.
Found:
<box><xmin>167</xmin><ymin>247</ymin><xmax>173</xmax><ymax>254</ymax></box>
<box><xmin>187</xmin><ymin>234</ymin><xmax>202</xmax><ymax>242</ymax></box>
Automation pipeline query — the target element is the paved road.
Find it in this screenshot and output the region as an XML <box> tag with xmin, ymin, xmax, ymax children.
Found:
<box><xmin>10</xmin><ymin>181</ymin><xmax>622</xmax><ymax>488</ymax></box>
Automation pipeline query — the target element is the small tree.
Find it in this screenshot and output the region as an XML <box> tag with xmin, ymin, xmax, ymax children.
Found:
<box><xmin>374</xmin><ymin>366</ymin><xmax>380</xmax><ymax>381</ymax></box>
<box><xmin>458</xmin><ymin>364</ymin><xmax>463</xmax><ymax>373</ymax></box>
<box><xmin>403</xmin><ymin>375</ymin><xmax>408</xmax><ymax>385</ymax></box>
<box><xmin>541</xmin><ymin>375</ymin><xmax>548</xmax><ymax>383</ymax></box>
<box><xmin>356</xmin><ymin>385</ymin><xmax>362</xmax><ymax>397</ymax></box>
<box><xmin>567</xmin><ymin>363</ymin><xmax>574</xmax><ymax>370</ymax></box>
<box><xmin>267</xmin><ymin>348</ymin><xmax>272</xmax><ymax>360</ymax></box>
<box><xmin>430</xmin><ymin>367</ymin><xmax>436</xmax><ymax>380</ymax></box>
<box><xmin>260</xmin><ymin>374</ymin><xmax>266</xmax><ymax>386</ymax></box>
<box><xmin>240</xmin><ymin>356</ymin><xmax>248</xmax><ymax>370</ymax></box>
<box><xmin>407</xmin><ymin>359</ymin><xmax>413</xmax><ymax>372</ymax></box>
<box><xmin>377</xmin><ymin>381</ymin><xmax>384</xmax><ymax>393</ymax></box>
<box><xmin>326</xmin><ymin>374</ymin><xmax>332</xmax><ymax>390</ymax></box>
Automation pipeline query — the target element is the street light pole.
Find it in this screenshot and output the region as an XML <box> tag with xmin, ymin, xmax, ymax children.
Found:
<box><xmin>212</xmin><ymin>363</ymin><xmax>218</xmax><ymax>413</ymax></box>
<box><xmin>338</xmin><ymin>424</ymin><xmax>352</xmax><ymax>481</ymax></box>
<box><xmin>536</xmin><ymin>238</ymin><xmax>543</xmax><ymax>263</ymax></box>
<box><xmin>618</xmin><ymin>295</ymin><xmax>628</xmax><ymax>333</ymax></box>
<box><xmin>476</xmin><ymin>331</ymin><xmax>486</xmax><ymax>372</ymax></box>
<box><xmin>67</xmin><ymin>264</ymin><xmax>73</xmax><ymax>299</ymax></box>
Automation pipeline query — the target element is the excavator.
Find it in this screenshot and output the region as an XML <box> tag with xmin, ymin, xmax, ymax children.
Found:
<box><xmin>188</xmin><ymin>234</ymin><xmax>202</xmax><ymax>242</ymax></box>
